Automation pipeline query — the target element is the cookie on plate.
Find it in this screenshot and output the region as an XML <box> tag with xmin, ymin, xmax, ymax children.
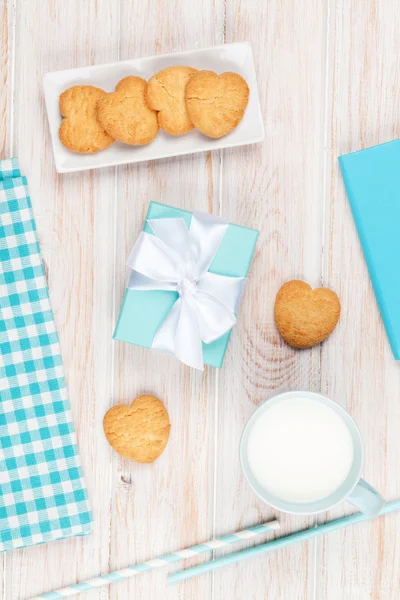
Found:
<box><xmin>103</xmin><ymin>394</ymin><xmax>171</xmax><ymax>464</ymax></box>
<box><xmin>146</xmin><ymin>66</ymin><xmax>198</xmax><ymax>135</ymax></box>
<box><xmin>97</xmin><ymin>76</ymin><xmax>159</xmax><ymax>145</ymax></box>
<box><xmin>274</xmin><ymin>280</ymin><xmax>341</xmax><ymax>349</ymax></box>
<box><xmin>59</xmin><ymin>85</ymin><xmax>115</xmax><ymax>153</ymax></box>
<box><xmin>185</xmin><ymin>71</ymin><xmax>249</xmax><ymax>139</ymax></box>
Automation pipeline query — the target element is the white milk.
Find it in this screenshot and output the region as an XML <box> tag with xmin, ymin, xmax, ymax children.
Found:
<box><xmin>247</xmin><ymin>397</ymin><xmax>355</xmax><ymax>503</ymax></box>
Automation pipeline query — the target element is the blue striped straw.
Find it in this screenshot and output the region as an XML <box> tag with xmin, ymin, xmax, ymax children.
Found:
<box><xmin>168</xmin><ymin>499</ymin><xmax>400</xmax><ymax>584</ymax></box>
<box><xmin>31</xmin><ymin>520</ymin><xmax>279</xmax><ymax>599</ymax></box>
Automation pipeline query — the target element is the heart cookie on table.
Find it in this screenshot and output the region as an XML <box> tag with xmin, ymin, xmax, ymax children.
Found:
<box><xmin>59</xmin><ymin>85</ymin><xmax>115</xmax><ymax>153</ymax></box>
<box><xmin>147</xmin><ymin>66</ymin><xmax>198</xmax><ymax>135</ymax></box>
<box><xmin>103</xmin><ymin>395</ymin><xmax>171</xmax><ymax>463</ymax></box>
<box><xmin>97</xmin><ymin>76</ymin><xmax>159</xmax><ymax>145</ymax></box>
<box><xmin>185</xmin><ymin>71</ymin><xmax>249</xmax><ymax>138</ymax></box>
<box><xmin>274</xmin><ymin>280</ymin><xmax>341</xmax><ymax>348</ymax></box>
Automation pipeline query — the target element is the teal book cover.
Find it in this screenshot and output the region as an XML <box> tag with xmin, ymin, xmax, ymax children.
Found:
<box><xmin>339</xmin><ymin>139</ymin><xmax>400</xmax><ymax>360</ymax></box>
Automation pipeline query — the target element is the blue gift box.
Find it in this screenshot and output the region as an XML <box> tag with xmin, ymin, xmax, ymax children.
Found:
<box><xmin>113</xmin><ymin>202</ymin><xmax>259</xmax><ymax>368</ymax></box>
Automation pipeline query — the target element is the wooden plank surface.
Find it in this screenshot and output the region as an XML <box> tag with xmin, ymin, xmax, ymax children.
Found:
<box><xmin>0</xmin><ymin>1</ymin><xmax>13</xmax><ymax>596</ymax></box>
<box><xmin>2</xmin><ymin>2</ymin><xmax>120</xmax><ymax>599</ymax></box>
<box><xmin>108</xmin><ymin>2</ymin><xmax>224</xmax><ymax>599</ymax></box>
<box><xmin>0</xmin><ymin>0</ymin><xmax>12</xmax><ymax>158</ymax></box>
<box><xmin>0</xmin><ymin>0</ymin><xmax>399</xmax><ymax>599</ymax></box>
<box><xmin>318</xmin><ymin>1</ymin><xmax>400</xmax><ymax>599</ymax></box>
<box><xmin>213</xmin><ymin>1</ymin><xmax>328</xmax><ymax>598</ymax></box>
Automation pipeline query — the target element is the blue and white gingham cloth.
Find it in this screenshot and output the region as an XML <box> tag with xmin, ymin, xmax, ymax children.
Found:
<box><xmin>0</xmin><ymin>157</ymin><xmax>91</xmax><ymax>552</ymax></box>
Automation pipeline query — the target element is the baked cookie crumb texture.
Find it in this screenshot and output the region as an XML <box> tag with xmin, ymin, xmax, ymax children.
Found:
<box><xmin>274</xmin><ymin>280</ymin><xmax>341</xmax><ymax>348</ymax></box>
<box><xmin>185</xmin><ymin>70</ymin><xmax>250</xmax><ymax>139</ymax></box>
<box><xmin>59</xmin><ymin>85</ymin><xmax>115</xmax><ymax>153</ymax></box>
<box><xmin>147</xmin><ymin>66</ymin><xmax>198</xmax><ymax>135</ymax></box>
<box><xmin>97</xmin><ymin>76</ymin><xmax>159</xmax><ymax>145</ymax></box>
<box><xmin>103</xmin><ymin>394</ymin><xmax>171</xmax><ymax>464</ymax></box>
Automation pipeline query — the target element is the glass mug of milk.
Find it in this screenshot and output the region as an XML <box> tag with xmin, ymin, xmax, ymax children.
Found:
<box><xmin>240</xmin><ymin>391</ymin><xmax>385</xmax><ymax>516</ymax></box>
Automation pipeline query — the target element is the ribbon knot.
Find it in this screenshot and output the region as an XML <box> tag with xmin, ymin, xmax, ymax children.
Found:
<box><xmin>178</xmin><ymin>277</ymin><xmax>197</xmax><ymax>299</ymax></box>
<box><xmin>126</xmin><ymin>211</ymin><xmax>246</xmax><ymax>370</ymax></box>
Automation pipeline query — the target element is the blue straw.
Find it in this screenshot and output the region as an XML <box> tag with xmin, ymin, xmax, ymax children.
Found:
<box><xmin>168</xmin><ymin>499</ymin><xmax>400</xmax><ymax>584</ymax></box>
<box><xmin>31</xmin><ymin>520</ymin><xmax>279</xmax><ymax>599</ymax></box>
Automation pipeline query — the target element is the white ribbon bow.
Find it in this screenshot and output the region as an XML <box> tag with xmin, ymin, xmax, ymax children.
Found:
<box><xmin>127</xmin><ymin>211</ymin><xmax>246</xmax><ymax>370</ymax></box>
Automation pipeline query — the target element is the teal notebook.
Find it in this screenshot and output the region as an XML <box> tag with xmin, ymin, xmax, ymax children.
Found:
<box><xmin>339</xmin><ymin>139</ymin><xmax>400</xmax><ymax>359</ymax></box>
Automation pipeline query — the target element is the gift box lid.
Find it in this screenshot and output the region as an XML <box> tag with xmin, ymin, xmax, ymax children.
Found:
<box><xmin>113</xmin><ymin>202</ymin><xmax>259</xmax><ymax>368</ymax></box>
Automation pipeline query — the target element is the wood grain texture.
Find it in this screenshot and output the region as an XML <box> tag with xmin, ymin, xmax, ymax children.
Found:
<box><xmin>318</xmin><ymin>1</ymin><xmax>400</xmax><ymax>599</ymax></box>
<box><xmin>0</xmin><ymin>1</ymin><xmax>12</xmax><ymax>596</ymax></box>
<box><xmin>108</xmin><ymin>1</ymin><xmax>224</xmax><ymax>599</ymax></box>
<box><xmin>0</xmin><ymin>0</ymin><xmax>12</xmax><ymax>157</ymax></box>
<box><xmin>213</xmin><ymin>1</ymin><xmax>328</xmax><ymax>599</ymax></box>
<box><xmin>2</xmin><ymin>1</ymin><xmax>120</xmax><ymax>599</ymax></box>
<box><xmin>0</xmin><ymin>0</ymin><xmax>399</xmax><ymax>599</ymax></box>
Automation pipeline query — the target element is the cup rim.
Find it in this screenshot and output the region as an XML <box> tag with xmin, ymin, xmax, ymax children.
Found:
<box><xmin>240</xmin><ymin>390</ymin><xmax>364</xmax><ymax>515</ymax></box>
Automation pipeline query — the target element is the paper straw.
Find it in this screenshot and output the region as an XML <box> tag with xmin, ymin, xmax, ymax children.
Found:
<box><xmin>31</xmin><ymin>520</ymin><xmax>279</xmax><ymax>599</ymax></box>
<box><xmin>168</xmin><ymin>499</ymin><xmax>400</xmax><ymax>584</ymax></box>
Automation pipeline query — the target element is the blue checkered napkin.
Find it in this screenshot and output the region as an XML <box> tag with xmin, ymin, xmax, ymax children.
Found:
<box><xmin>0</xmin><ymin>158</ymin><xmax>91</xmax><ymax>551</ymax></box>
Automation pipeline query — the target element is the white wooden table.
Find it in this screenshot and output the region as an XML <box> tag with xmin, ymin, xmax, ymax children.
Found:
<box><xmin>1</xmin><ymin>0</ymin><xmax>400</xmax><ymax>598</ymax></box>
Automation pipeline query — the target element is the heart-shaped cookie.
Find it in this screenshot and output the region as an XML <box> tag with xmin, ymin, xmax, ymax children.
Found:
<box><xmin>59</xmin><ymin>85</ymin><xmax>115</xmax><ymax>153</ymax></box>
<box><xmin>97</xmin><ymin>76</ymin><xmax>159</xmax><ymax>145</ymax></box>
<box><xmin>185</xmin><ymin>71</ymin><xmax>249</xmax><ymax>138</ymax></box>
<box><xmin>103</xmin><ymin>395</ymin><xmax>171</xmax><ymax>463</ymax></box>
<box><xmin>274</xmin><ymin>280</ymin><xmax>341</xmax><ymax>348</ymax></box>
<box><xmin>147</xmin><ymin>66</ymin><xmax>198</xmax><ymax>135</ymax></box>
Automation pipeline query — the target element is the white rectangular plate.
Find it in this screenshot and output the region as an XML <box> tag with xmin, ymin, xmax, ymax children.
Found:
<box><xmin>43</xmin><ymin>42</ymin><xmax>264</xmax><ymax>173</ymax></box>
